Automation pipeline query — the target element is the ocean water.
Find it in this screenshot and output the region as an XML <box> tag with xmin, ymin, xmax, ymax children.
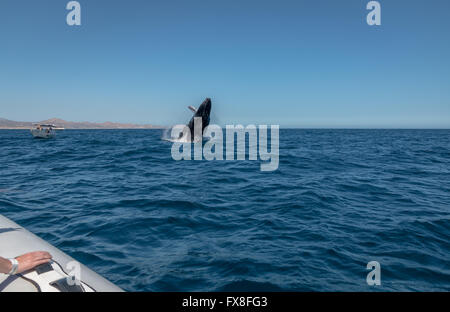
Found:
<box><xmin>0</xmin><ymin>129</ymin><xmax>449</xmax><ymax>291</ymax></box>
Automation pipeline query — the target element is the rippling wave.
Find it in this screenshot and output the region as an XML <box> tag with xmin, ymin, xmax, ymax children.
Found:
<box><xmin>0</xmin><ymin>129</ymin><xmax>449</xmax><ymax>291</ymax></box>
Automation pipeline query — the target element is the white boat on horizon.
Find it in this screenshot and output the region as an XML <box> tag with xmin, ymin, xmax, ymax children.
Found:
<box><xmin>30</xmin><ymin>124</ymin><xmax>64</xmax><ymax>139</ymax></box>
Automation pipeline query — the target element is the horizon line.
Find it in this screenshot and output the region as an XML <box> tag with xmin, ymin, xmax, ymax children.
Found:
<box><xmin>1</xmin><ymin>117</ymin><xmax>448</xmax><ymax>130</ymax></box>
<box><xmin>1</xmin><ymin>127</ymin><xmax>449</xmax><ymax>130</ymax></box>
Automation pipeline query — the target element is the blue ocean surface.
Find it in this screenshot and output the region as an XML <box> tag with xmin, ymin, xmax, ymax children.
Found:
<box><xmin>0</xmin><ymin>129</ymin><xmax>449</xmax><ymax>291</ymax></box>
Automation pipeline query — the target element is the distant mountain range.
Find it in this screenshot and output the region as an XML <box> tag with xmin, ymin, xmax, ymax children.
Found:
<box><xmin>0</xmin><ymin>118</ymin><xmax>163</xmax><ymax>129</ymax></box>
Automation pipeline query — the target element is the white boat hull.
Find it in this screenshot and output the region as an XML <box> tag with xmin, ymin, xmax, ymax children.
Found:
<box><xmin>31</xmin><ymin>128</ymin><xmax>55</xmax><ymax>139</ymax></box>
<box><xmin>0</xmin><ymin>214</ymin><xmax>123</xmax><ymax>292</ymax></box>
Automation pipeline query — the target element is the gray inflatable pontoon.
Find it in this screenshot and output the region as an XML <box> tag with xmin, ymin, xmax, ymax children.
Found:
<box><xmin>0</xmin><ymin>214</ymin><xmax>123</xmax><ymax>292</ymax></box>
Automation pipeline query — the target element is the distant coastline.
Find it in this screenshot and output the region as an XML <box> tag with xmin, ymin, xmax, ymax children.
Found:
<box><xmin>1</xmin><ymin>118</ymin><xmax>449</xmax><ymax>130</ymax></box>
<box><xmin>0</xmin><ymin>118</ymin><xmax>163</xmax><ymax>130</ymax></box>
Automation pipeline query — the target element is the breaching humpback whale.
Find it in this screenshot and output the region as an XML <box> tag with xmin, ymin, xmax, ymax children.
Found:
<box><xmin>179</xmin><ymin>98</ymin><xmax>212</xmax><ymax>141</ymax></box>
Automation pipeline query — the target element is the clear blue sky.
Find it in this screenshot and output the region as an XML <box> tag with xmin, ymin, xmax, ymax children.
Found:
<box><xmin>0</xmin><ymin>0</ymin><xmax>449</xmax><ymax>128</ymax></box>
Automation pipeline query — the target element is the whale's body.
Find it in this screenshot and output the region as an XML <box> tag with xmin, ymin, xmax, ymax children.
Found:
<box><xmin>179</xmin><ymin>98</ymin><xmax>212</xmax><ymax>142</ymax></box>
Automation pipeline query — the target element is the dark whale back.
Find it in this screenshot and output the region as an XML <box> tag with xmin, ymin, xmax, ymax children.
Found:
<box><xmin>187</xmin><ymin>98</ymin><xmax>211</xmax><ymax>139</ymax></box>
